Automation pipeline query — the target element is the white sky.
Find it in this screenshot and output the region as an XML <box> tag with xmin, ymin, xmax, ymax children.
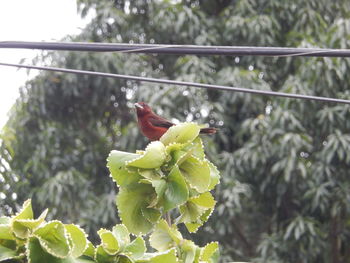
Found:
<box><xmin>0</xmin><ymin>0</ymin><xmax>88</xmax><ymax>128</ymax></box>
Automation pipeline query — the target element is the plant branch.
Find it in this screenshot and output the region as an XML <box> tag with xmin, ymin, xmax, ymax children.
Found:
<box><xmin>165</xmin><ymin>211</ymin><xmax>172</xmax><ymax>226</ymax></box>
<box><xmin>231</xmin><ymin>217</ymin><xmax>253</xmax><ymax>256</ymax></box>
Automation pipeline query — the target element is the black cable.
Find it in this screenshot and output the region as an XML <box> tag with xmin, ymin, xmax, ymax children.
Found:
<box><xmin>1</xmin><ymin>62</ymin><xmax>349</xmax><ymax>105</ymax></box>
<box><xmin>1</xmin><ymin>41</ymin><xmax>350</xmax><ymax>57</ymax></box>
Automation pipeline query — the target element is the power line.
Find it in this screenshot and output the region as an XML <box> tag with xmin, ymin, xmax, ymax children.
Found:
<box><xmin>1</xmin><ymin>62</ymin><xmax>350</xmax><ymax>105</ymax></box>
<box><xmin>1</xmin><ymin>41</ymin><xmax>350</xmax><ymax>57</ymax></box>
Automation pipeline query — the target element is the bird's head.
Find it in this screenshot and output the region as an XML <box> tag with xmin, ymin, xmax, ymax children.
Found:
<box><xmin>134</xmin><ymin>102</ymin><xmax>152</xmax><ymax>116</ymax></box>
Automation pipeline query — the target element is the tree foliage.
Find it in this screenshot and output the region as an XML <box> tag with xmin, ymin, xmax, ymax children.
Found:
<box><xmin>1</xmin><ymin>0</ymin><xmax>350</xmax><ymax>262</ymax></box>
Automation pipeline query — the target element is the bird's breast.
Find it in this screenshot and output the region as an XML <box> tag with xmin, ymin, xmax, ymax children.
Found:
<box><xmin>138</xmin><ymin>117</ymin><xmax>167</xmax><ymax>141</ymax></box>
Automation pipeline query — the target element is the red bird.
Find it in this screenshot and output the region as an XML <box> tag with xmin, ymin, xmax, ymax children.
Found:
<box><xmin>135</xmin><ymin>102</ymin><xmax>217</xmax><ymax>141</ymax></box>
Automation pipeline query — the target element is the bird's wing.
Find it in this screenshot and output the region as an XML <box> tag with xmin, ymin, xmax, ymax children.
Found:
<box><xmin>148</xmin><ymin>116</ymin><xmax>174</xmax><ymax>128</ymax></box>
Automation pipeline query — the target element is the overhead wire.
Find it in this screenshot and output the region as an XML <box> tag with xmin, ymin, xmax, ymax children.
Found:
<box><xmin>1</xmin><ymin>62</ymin><xmax>350</xmax><ymax>105</ymax></box>
<box><xmin>2</xmin><ymin>41</ymin><xmax>350</xmax><ymax>57</ymax></box>
<box><xmin>1</xmin><ymin>41</ymin><xmax>350</xmax><ymax>104</ymax></box>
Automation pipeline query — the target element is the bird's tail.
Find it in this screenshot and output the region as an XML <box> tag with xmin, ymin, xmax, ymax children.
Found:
<box><xmin>200</xmin><ymin>127</ymin><xmax>217</xmax><ymax>135</ymax></box>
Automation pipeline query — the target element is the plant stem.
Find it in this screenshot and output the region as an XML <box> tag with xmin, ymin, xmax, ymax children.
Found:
<box><xmin>165</xmin><ymin>211</ymin><xmax>172</xmax><ymax>226</ymax></box>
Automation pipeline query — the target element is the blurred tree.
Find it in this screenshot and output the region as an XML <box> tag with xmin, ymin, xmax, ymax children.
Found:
<box><xmin>1</xmin><ymin>0</ymin><xmax>350</xmax><ymax>262</ymax></box>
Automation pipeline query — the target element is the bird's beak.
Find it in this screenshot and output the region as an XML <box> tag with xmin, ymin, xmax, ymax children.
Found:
<box><xmin>134</xmin><ymin>103</ymin><xmax>144</xmax><ymax>109</ymax></box>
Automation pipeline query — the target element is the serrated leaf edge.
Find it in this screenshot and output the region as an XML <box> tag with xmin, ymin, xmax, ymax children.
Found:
<box><xmin>0</xmin><ymin>246</ymin><xmax>23</xmax><ymax>261</ymax></box>
<box><xmin>12</xmin><ymin>199</ymin><xmax>32</xmax><ymax>219</ymax></box>
<box><xmin>125</xmin><ymin>141</ymin><xmax>166</xmax><ymax>168</ymax></box>
<box><xmin>64</xmin><ymin>223</ymin><xmax>89</xmax><ymax>258</ymax></box>
<box><xmin>33</xmin><ymin>220</ymin><xmax>71</xmax><ymax>259</ymax></box>
<box><xmin>200</xmin><ymin>241</ymin><xmax>219</xmax><ymax>261</ymax></box>
<box><xmin>180</xmin><ymin>155</ymin><xmax>211</xmax><ymax>193</ymax></box>
<box><xmin>11</xmin><ymin>209</ymin><xmax>48</xmax><ymax>239</ymax></box>
<box><xmin>116</xmin><ymin>193</ymin><xmax>152</xmax><ymax>237</ymax></box>
<box><xmin>185</xmin><ymin>208</ymin><xmax>214</xmax><ymax>233</ymax></box>
<box><xmin>97</xmin><ymin>228</ymin><xmax>120</xmax><ymax>255</ymax></box>
<box><xmin>160</xmin><ymin>122</ymin><xmax>201</xmax><ymax>146</ymax></box>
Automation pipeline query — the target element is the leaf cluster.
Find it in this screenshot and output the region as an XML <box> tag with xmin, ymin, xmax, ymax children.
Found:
<box><xmin>0</xmin><ymin>199</ymin><xmax>181</xmax><ymax>263</ymax></box>
<box><xmin>0</xmin><ymin>123</ymin><xmax>220</xmax><ymax>263</ymax></box>
<box><xmin>107</xmin><ymin>123</ymin><xmax>220</xmax><ymax>262</ymax></box>
<box><xmin>0</xmin><ymin>199</ymin><xmax>93</xmax><ymax>263</ymax></box>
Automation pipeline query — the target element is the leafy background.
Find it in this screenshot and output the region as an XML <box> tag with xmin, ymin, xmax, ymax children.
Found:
<box><xmin>1</xmin><ymin>0</ymin><xmax>350</xmax><ymax>262</ymax></box>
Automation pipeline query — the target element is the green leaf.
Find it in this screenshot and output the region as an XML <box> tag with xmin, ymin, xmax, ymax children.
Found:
<box><xmin>150</xmin><ymin>179</ymin><xmax>167</xmax><ymax>208</ymax></box>
<box><xmin>112</xmin><ymin>224</ymin><xmax>130</xmax><ymax>250</ymax></box>
<box><xmin>117</xmin><ymin>184</ymin><xmax>155</xmax><ymax>235</ymax></box>
<box><xmin>190</xmin><ymin>192</ymin><xmax>216</xmax><ymax>208</ymax></box>
<box><xmin>149</xmin><ymin>248</ymin><xmax>178</xmax><ymax>263</ymax></box>
<box><xmin>117</xmin><ymin>254</ymin><xmax>133</xmax><ymax>263</ymax></box>
<box><xmin>138</xmin><ymin>248</ymin><xmax>178</xmax><ymax>263</ymax></box>
<box><xmin>127</xmin><ymin>141</ymin><xmax>166</xmax><ymax>169</ymax></box>
<box><xmin>163</xmin><ymin>165</ymin><xmax>189</xmax><ymax>212</ymax></box>
<box><xmin>12</xmin><ymin>208</ymin><xmax>48</xmax><ymax>239</ymax></box>
<box><xmin>141</xmin><ymin>208</ymin><xmax>161</xmax><ymax>224</ymax></box>
<box><xmin>167</xmin><ymin>142</ymin><xmax>197</xmax><ymax>167</ymax></box>
<box><xmin>10</xmin><ymin>199</ymin><xmax>34</xmax><ymax>239</ymax></box>
<box><xmin>34</xmin><ymin>221</ymin><xmax>70</xmax><ymax>258</ymax></box>
<box><xmin>180</xmin><ymin>240</ymin><xmax>197</xmax><ymax>263</ymax></box>
<box><xmin>74</xmin><ymin>257</ymin><xmax>97</xmax><ymax>263</ymax></box>
<box><xmin>139</xmin><ymin>178</ymin><xmax>153</xmax><ymax>184</ymax></box>
<box><xmin>200</xmin><ymin>242</ymin><xmax>219</xmax><ymax>263</ymax></box>
<box><xmin>139</xmin><ymin>169</ymin><xmax>162</xmax><ymax>181</ymax></box>
<box><xmin>125</xmin><ymin>236</ymin><xmax>146</xmax><ymax>259</ymax></box>
<box><xmin>27</xmin><ymin>237</ymin><xmax>63</xmax><ymax>263</ymax></box>
<box><xmin>184</xmin><ymin>223</ymin><xmax>200</xmax><ymax>234</ymax></box>
<box><xmin>165</xmin><ymin>143</ymin><xmax>184</xmax><ymax>155</ymax></box>
<box><xmin>95</xmin><ymin>245</ymin><xmax>116</xmax><ymax>263</ymax></box>
<box><xmin>189</xmin><ymin>137</ymin><xmax>205</xmax><ymax>160</ymax></box>
<box><xmin>65</xmin><ymin>224</ymin><xmax>87</xmax><ymax>258</ymax></box>
<box><xmin>185</xmin><ymin>209</ymin><xmax>213</xmax><ymax>233</ymax></box>
<box><xmin>179</xmin><ymin>156</ymin><xmax>211</xmax><ymax>193</ymax></box>
<box><xmin>0</xmin><ymin>225</ymin><xmax>15</xmax><ymax>240</ymax></box>
<box><xmin>27</xmin><ymin>237</ymin><xmax>95</xmax><ymax>263</ymax></box>
<box><xmin>97</xmin><ymin>229</ymin><xmax>120</xmax><ymax>255</ymax></box>
<box><xmin>171</xmin><ymin>150</ymin><xmax>190</xmax><ymax>166</ymax></box>
<box><xmin>207</xmin><ymin>162</ymin><xmax>220</xmax><ymax>191</ymax></box>
<box><xmin>0</xmin><ymin>217</ymin><xmax>13</xmax><ymax>242</ymax></box>
<box><xmin>180</xmin><ymin>192</ymin><xmax>216</xmax><ymax>232</ymax></box>
<box><xmin>160</xmin><ymin>123</ymin><xmax>200</xmax><ymax>146</ymax></box>
<box><xmin>149</xmin><ymin>220</ymin><xmax>182</xmax><ymax>252</ymax></box>
<box><xmin>179</xmin><ymin>202</ymin><xmax>206</xmax><ymax>224</ymax></box>
<box><xmin>13</xmin><ymin>199</ymin><xmax>33</xmax><ymax>220</ymax></box>
<box><xmin>82</xmin><ymin>241</ymin><xmax>95</xmax><ymax>259</ymax></box>
<box><xmin>194</xmin><ymin>246</ymin><xmax>201</xmax><ymax>263</ymax></box>
<box><xmin>107</xmin><ymin>150</ymin><xmax>141</xmax><ymax>187</ymax></box>
<box><xmin>0</xmin><ymin>244</ymin><xmax>17</xmax><ymax>261</ymax></box>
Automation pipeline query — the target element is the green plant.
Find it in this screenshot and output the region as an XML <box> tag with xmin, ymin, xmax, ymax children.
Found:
<box><xmin>0</xmin><ymin>123</ymin><xmax>220</xmax><ymax>262</ymax></box>
<box><xmin>107</xmin><ymin>122</ymin><xmax>220</xmax><ymax>262</ymax></box>
<box><xmin>0</xmin><ymin>199</ymin><xmax>93</xmax><ymax>262</ymax></box>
